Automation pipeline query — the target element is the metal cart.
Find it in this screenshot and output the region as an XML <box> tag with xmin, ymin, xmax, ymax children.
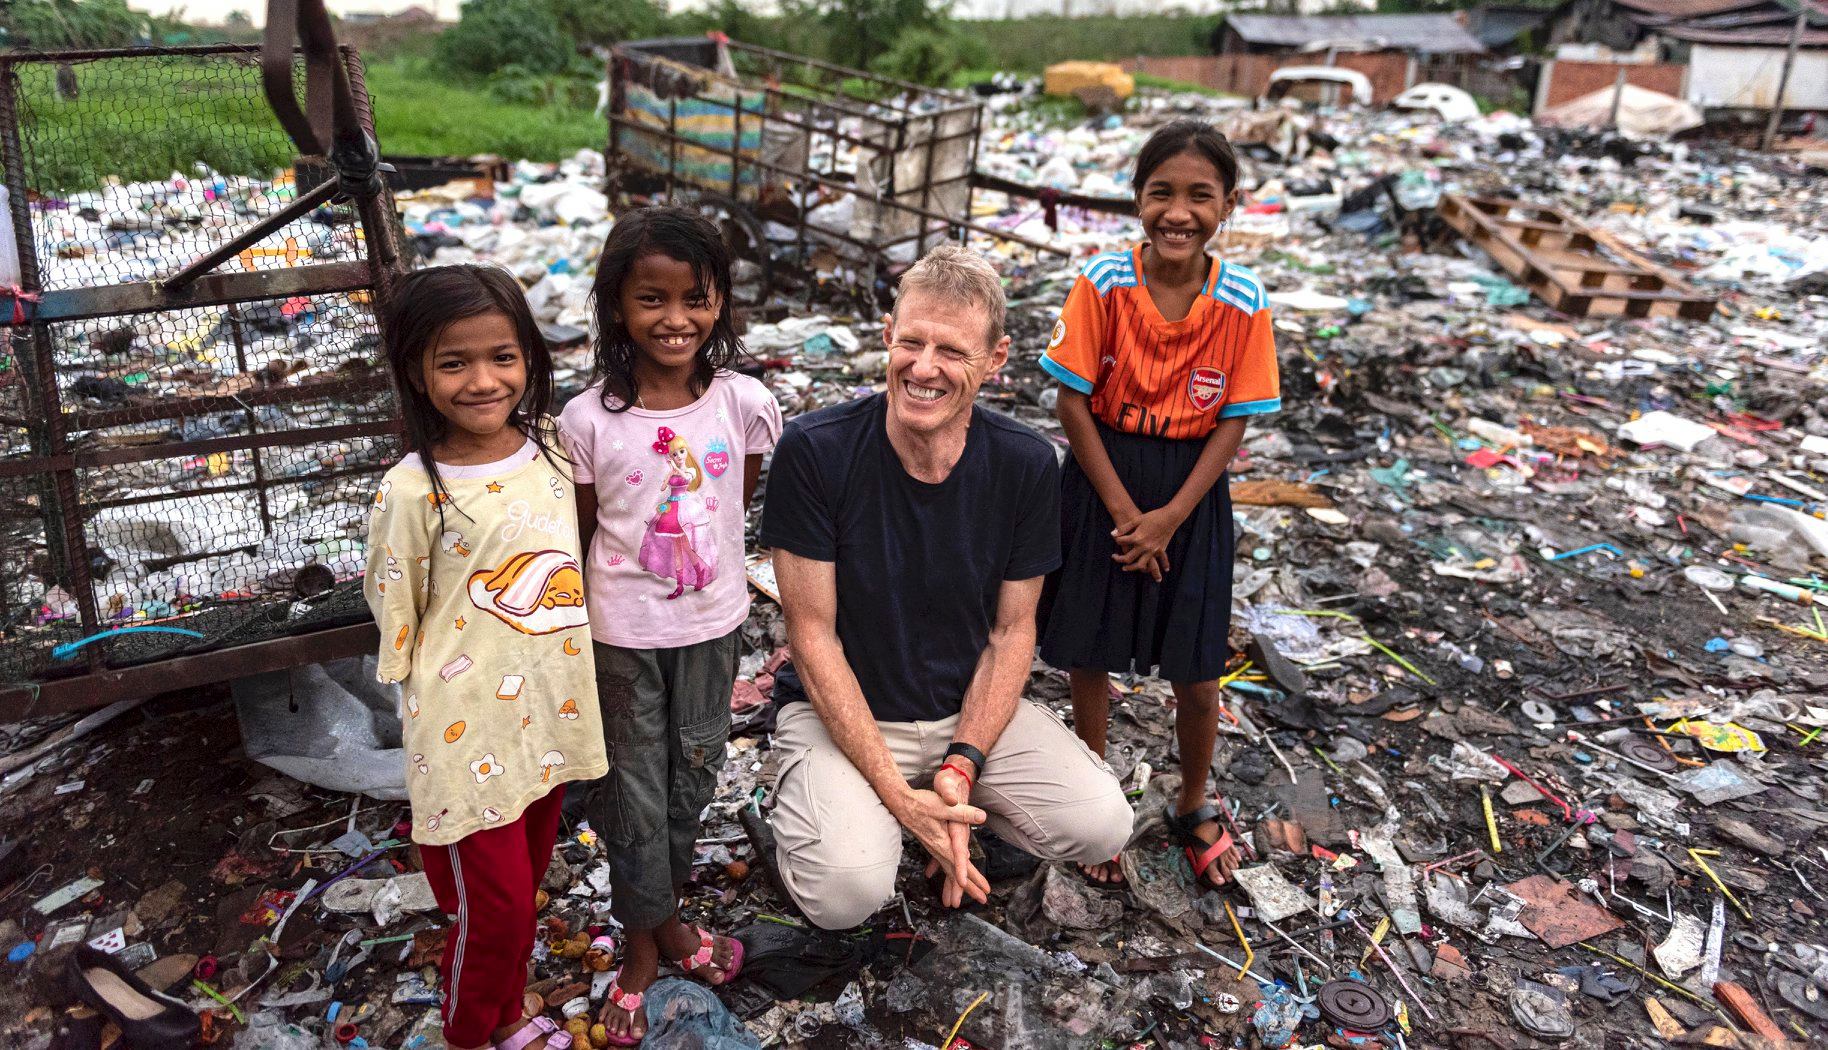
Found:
<box><xmin>606</xmin><ymin>35</ymin><xmax>1071</xmax><ymax>309</ymax></box>
<box><xmin>0</xmin><ymin>0</ymin><xmax>406</xmax><ymax>722</ymax></box>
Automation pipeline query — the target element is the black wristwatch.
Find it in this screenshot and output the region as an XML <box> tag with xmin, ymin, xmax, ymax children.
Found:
<box><xmin>944</xmin><ymin>742</ymin><xmax>987</xmax><ymax>773</ymax></box>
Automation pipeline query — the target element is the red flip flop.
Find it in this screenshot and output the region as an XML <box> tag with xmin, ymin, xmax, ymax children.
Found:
<box><xmin>1165</xmin><ymin>802</ymin><xmax>1237</xmax><ymax>887</ymax></box>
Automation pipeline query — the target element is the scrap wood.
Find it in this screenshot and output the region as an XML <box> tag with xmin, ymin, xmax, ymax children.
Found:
<box><xmin>1521</xmin><ymin>422</ymin><xmax>1617</xmax><ymax>459</ymax></box>
<box><xmin>1228</xmin><ymin>478</ymin><xmax>1334</xmax><ymax>509</ymax></box>
<box><xmin>1712</xmin><ymin>981</ymin><xmax>1787</xmax><ymax>1045</ymax></box>
<box><xmin>1435</xmin><ymin>194</ymin><xmax>1718</xmax><ymax>321</ymax></box>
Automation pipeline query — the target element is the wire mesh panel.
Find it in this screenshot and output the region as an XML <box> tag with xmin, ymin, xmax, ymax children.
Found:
<box><xmin>608</xmin><ymin>38</ymin><xmax>983</xmax><ymax>268</ymax></box>
<box><xmin>0</xmin><ymin>45</ymin><xmax>400</xmax><ymax>698</ymax></box>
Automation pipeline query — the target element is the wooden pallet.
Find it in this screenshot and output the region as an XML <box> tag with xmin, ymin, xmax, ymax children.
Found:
<box><xmin>1437</xmin><ymin>194</ymin><xmax>1718</xmax><ymax>321</ymax></box>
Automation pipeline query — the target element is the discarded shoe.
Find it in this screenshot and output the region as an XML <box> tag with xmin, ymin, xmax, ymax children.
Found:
<box><xmin>65</xmin><ymin>945</ymin><xmax>200</xmax><ymax>1048</ymax></box>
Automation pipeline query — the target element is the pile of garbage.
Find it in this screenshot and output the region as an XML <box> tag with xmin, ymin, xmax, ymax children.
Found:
<box><xmin>4</xmin><ymin>78</ymin><xmax>1828</xmax><ymax>1049</ymax></box>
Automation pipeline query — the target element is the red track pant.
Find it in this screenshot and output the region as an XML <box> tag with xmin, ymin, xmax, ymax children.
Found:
<box><xmin>420</xmin><ymin>786</ymin><xmax>566</xmax><ymax>1048</ymax></box>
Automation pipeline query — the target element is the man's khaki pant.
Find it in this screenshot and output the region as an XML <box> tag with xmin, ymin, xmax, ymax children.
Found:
<box><xmin>769</xmin><ymin>700</ymin><xmax>1135</xmax><ymax>930</ymax></box>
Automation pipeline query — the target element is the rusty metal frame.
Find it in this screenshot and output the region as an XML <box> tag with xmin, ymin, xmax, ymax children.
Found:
<box><xmin>0</xmin><ymin>623</ymin><xmax>381</xmax><ymax>723</ymax></box>
<box><xmin>0</xmin><ymin>32</ymin><xmax>406</xmax><ymax>721</ymax></box>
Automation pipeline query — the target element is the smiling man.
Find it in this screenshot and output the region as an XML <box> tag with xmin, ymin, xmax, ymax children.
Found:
<box><xmin>759</xmin><ymin>245</ymin><xmax>1134</xmax><ymax>929</ymax></box>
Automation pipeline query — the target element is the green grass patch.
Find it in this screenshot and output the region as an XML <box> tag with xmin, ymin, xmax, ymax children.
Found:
<box><xmin>362</xmin><ymin>57</ymin><xmax>604</xmax><ymax>159</ymax></box>
<box><xmin>1133</xmin><ymin>72</ymin><xmax>1238</xmax><ymax>98</ymax></box>
<box><xmin>11</xmin><ymin>56</ymin><xmax>300</xmax><ymax>192</ymax></box>
<box><xmin>965</xmin><ymin>14</ymin><xmax>1219</xmax><ymax>74</ymax></box>
<box><xmin>5</xmin><ymin>53</ymin><xmax>604</xmax><ymax>192</ymax></box>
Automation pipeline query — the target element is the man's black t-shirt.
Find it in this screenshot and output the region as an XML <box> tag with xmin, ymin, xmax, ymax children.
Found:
<box><xmin>759</xmin><ymin>394</ymin><xmax>1062</xmax><ymax>723</ymax></box>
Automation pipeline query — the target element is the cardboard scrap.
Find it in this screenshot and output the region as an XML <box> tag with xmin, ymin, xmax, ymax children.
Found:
<box><xmin>1505</xmin><ymin>875</ymin><xmax>1625</xmax><ymax>949</ymax></box>
<box><xmin>1228</xmin><ymin>479</ymin><xmax>1334</xmax><ymax>510</ymax></box>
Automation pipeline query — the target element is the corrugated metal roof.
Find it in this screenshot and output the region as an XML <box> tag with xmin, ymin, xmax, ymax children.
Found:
<box><xmin>1468</xmin><ymin>5</ymin><xmax>1555</xmax><ymax>47</ymax></box>
<box><xmin>1223</xmin><ymin>13</ymin><xmax>1488</xmax><ymax>54</ymax></box>
<box><xmin>1608</xmin><ymin>0</ymin><xmax>1769</xmax><ymax>19</ymax></box>
<box><xmin>1662</xmin><ymin>22</ymin><xmax>1828</xmax><ymax>39</ymax></box>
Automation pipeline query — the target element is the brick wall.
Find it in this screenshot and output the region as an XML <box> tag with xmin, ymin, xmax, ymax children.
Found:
<box><xmin>1536</xmin><ymin>59</ymin><xmax>1687</xmax><ymax>113</ymax></box>
<box><xmin>1123</xmin><ymin>52</ymin><xmax>1414</xmax><ymax>104</ymax></box>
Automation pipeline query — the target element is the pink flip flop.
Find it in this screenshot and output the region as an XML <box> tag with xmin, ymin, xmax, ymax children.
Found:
<box><xmin>599</xmin><ymin>972</ymin><xmax>645</xmax><ymax>1047</ymax></box>
<box><xmin>669</xmin><ymin>926</ymin><xmax>744</xmax><ymax>986</ymax></box>
<box><xmin>496</xmin><ymin>1015</ymin><xmax>572</xmax><ymax>1050</ymax></box>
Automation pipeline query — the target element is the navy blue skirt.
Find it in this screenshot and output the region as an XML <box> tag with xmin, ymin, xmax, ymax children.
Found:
<box><xmin>1040</xmin><ymin>422</ymin><xmax>1234</xmax><ymax>682</ymax></box>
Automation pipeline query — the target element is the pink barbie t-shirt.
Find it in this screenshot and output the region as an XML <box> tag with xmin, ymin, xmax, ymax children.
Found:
<box><xmin>558</xmin><ymin>372</ymin><xmax>782</xmax><ymax>649</ymax></box>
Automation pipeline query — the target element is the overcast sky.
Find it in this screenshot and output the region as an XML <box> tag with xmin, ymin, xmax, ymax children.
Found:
<box><xmin>131</xmin><ymin>0</ymin><xmax>1228</xmax><ymax>26</ymax></box>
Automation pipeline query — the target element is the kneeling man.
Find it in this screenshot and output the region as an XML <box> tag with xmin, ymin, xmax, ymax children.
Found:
<box><xmin>760</xmin><ymin>245</ymin><xmax>1134</xmax><ymax>929</ymax></box>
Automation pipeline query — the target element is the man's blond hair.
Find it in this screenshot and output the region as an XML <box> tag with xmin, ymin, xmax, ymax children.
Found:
<box><xmin>893</xmin><ymin>244</ymin><xmax>1006</xmax><ymax>348</ymax></box>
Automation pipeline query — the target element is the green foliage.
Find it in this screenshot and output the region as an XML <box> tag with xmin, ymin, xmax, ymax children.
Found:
<box><xmin>869</xmin><ymin>25</ymin><xmax>989</xmax><ymax>87</ymax></box>
<box><xmin>674</xmin><ymin>0</ymin><xmax>809</xmax><ymax>54</ymax></box>
<box><xmin>543</xmin><ymin>0</ymin><xmax>667</xmax><ymax>49</ymax></box>
<box><xmin>6</xmin><ymin>0</ymin><xmax>151</xmax><ymax>49</ymax></box>
<box><xmin>486</xmin><ymin>63</ymin><xmax>601</xmax><ymax>109</ymax></box>
<box><xmin>966</xmin><ymin>14</ymin><xmax>1219</xmax><ymax>73</ymax></box>
<box><xmin>434</xmin><ymin>0</ymin><xmax>574</xmax><ymax>78</ymax></box>
<box><xmin>814</xmin><ymin>0</ymin><xmax>947</xmax><ymax>71</ymax></box>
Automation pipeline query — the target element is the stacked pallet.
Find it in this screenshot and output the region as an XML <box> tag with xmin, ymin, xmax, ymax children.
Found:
<box><xmin>1438</xmin><ymin>194</ymin><xmax>1718</xmax><ymax>322</ymax></box>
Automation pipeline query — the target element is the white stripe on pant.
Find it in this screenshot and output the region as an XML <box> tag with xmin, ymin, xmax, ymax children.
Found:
<box><xmin>445</xmin><ymin>845</ymin><xmax>468</xmax><ymax>1028</ymax></box>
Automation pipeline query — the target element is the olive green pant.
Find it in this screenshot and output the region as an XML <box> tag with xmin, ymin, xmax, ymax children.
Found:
<box><xmin>585</xmin><ymin>630</ymin><xmax>737</xmax><ymax>929</ymax></box>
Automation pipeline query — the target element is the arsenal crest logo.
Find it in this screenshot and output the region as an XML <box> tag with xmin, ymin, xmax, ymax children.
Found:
<box><xmin>1188</xmin><ymin>366</ymin><xmax>1227</xmax><ymax>412</ymax></box>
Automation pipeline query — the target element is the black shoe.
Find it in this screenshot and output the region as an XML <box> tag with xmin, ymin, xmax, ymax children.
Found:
<box><xmin>977</xmin><ymin>832</ymin><xmax>1041</xmax><ymax>882</ymax></box>
<box><xmin>65</xmin><ymin>946</ymin><xmax>201</xmax><ymax>1048</ymax></box>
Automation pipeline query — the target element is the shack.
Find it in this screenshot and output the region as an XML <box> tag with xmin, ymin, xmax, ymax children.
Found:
<box><xmin>1197</xmin><ymin>13</ymin><xmax>1488</xmax><ymax>103</ymax></box>
<box><xmin>1533</xmin><ymin>0</ymin><xmax>1828</xmax><ymax>116</ymax></box>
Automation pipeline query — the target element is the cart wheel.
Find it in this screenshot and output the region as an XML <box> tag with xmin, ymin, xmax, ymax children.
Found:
<box><xmin>683</xmin><ymin>192</ymin><xmax>773</xmax><ymax>309</ymax></box>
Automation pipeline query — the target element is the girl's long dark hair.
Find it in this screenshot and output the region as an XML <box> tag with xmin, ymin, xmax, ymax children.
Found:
<box><xmin>382</xmin><ymin>264</ymin><xmax>567</xmax><ymax>520</ymax></box>
<box><xmin>589</xmin><ymin>206</ymin><xmax>744</xmax><ymax>412</ymax></box>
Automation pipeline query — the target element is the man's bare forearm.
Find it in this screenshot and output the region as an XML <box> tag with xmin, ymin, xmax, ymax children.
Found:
<box><xmin>788</xmin><ymin>623</ymin><xmax>914</xmax><ymax>815</ymax></box>
<box><xmin>950</xmin><ymin>576</ymin><xmax>1044</xmax><ymax>772</ymax></box>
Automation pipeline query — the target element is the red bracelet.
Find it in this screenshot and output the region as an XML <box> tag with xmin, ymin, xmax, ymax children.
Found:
<box><xmin>939</xmin><ymin>759</ymin><xmax>974</xmax><ymax>792</ymax></box>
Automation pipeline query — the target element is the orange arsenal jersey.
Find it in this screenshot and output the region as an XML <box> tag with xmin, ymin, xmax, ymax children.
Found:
<box><xmin>1040</xmin><ymin>246</ymin><xmax>1281</xmax><ymax>440</ymax></box>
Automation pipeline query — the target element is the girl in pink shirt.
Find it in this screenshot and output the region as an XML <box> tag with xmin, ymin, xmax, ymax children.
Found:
<box><xmin>559</xmin><ymin>207</ymin><xmax>780</xmax><ymax>1044</ymax></box>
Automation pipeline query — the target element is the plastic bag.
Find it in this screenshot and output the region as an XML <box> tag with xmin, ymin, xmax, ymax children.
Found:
<box><xmin>232</xmin><ymin>657</ymin><xmax>406</xmax><ymax>799</ymax></box>
<box><xmin>642</xmin><ymin>978</ymin><xmax>761</xmax><ymax>1049</ymax></box>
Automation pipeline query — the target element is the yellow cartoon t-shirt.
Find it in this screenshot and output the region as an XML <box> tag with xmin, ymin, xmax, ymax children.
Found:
<box><xmin>363</xmin><ymin>433</ymin><xmax>607</xmax><ymax>846</ymax></box>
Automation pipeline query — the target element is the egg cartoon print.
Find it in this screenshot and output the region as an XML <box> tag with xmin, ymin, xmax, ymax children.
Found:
<box><xmin>413</xmin><ymin>753</ymin><xmax>428</xmax><ymax>774</ymax></box>
<box><xmin>373</xmin><ymin>480</ymin><xmax>391</xmax><ymax>512</ymax></box>
<box><xmin>467</xmin><ymin>550</ymin><xmax>589</xmax><ymax>635</ymax></box>
<box><xmin>558</xmin><ymin>698</ymin><xmax>580</xmax><ymax>720</ymax></box>
<box><xmin>470</xmin><ymin>754</ymin><xmax>503</xmax><ymax>784</ymax></box>
<box><xmin>405</xmin><ymin>692</ymin><xmax>420</xmax><ymax>718</ymax></box>
<box><xmin>440</xmin><ymin>530</ymin><xmax>472</xmax><ymax>558</ymax></box>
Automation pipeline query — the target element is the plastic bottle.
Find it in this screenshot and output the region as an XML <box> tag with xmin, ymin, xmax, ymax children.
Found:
<box><xmin>1738</xmin><ymin>575</ymin><xmax>1813</xmax><ymax>604</ymax></box>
